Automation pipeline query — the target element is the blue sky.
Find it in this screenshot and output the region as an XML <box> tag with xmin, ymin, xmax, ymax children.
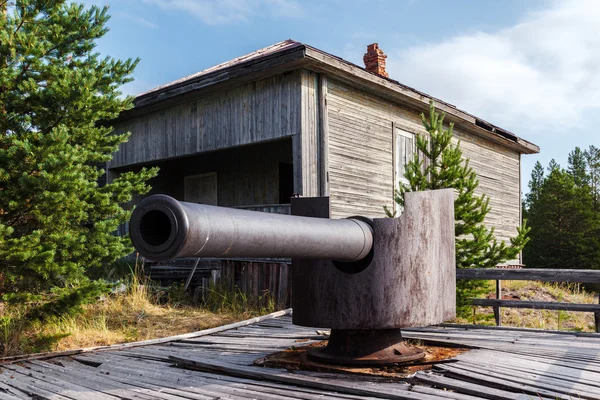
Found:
<box><xmin>87</xmin><ymin>0</ymin><xmax>599</xmax><ymax>189</ymax></box>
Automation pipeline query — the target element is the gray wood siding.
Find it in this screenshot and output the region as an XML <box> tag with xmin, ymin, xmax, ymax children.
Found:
<box><xmin>293</xmin><ymin>70</ymin><xmax>320</xmax><ymax>197</ymax></box>
<box><xmin>327</xmin><ymin>80</ymin><xmax>395</xmax><ymax>218</ymax></box>
<box><xmin>455</xmin><ymin>131</ymin><xmax>521</xmax><ymax>244</ymax></box>
<box><xmin>326</xmin><ymin>79</ymin><xmax>521</xmax><ymax>244</ymax></box>
<box><xmin>109</xmin><ymin>72</ymin><xmax>302</xmax><ymax>169</ymax></box>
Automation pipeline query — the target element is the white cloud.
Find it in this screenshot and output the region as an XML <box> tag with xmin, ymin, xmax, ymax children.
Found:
<box><xmin>114</xmin><ymin>11</ymin><xmax>157</xmax><ymax>29</ymax></box>
<box><xmin>385</xmin><ymin>0</ymin><xmax>600</xmax><ymax>134</ymax></box>
<box><xmin>141</xmin><ymin>0</ymin><xmax>303</xmax><ymax>25</ymax></box>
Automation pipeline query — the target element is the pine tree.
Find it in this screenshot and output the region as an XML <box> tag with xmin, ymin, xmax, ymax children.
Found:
<box><xmin>523</xmin><ymin>167</ymin><xmax>599</xmax><ymax>269</ymax></box>
<box><xmin>0</xmin><ymin>0</ymin><xmax>157</xmax><ymax>345</ymax></box>
<box><xmin>525</xmin><ymin>161</ymin><xmax>544</xmax><ymax>207</ymax></box>
<box><xmin>547</xmin><ymin>159</ymin><xmax>560</xmax><ymax>173</ymax></box>
<box><xmin>523</xmin><ymin>161</ymin><xmax>544</xmax><ymax>224</ymax></box>
<box><xmin>387</xmin><ymin>101</ymin><xmax>529</xmax><ymax>315</ymax></box>
<box><xmin>567</xmin><ymin>147</ymin><xmax>589</xmax><ymax>187</ymax></box>
<box><xmin>585</xmin><ymin>145</ymin><xmax>600</xmax><ymax>212</ymax></box>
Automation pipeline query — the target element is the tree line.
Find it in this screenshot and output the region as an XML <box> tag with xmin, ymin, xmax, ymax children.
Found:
<box><xmin>523</xmin><ymin>146</ymin><xmax>600</xmax><ymax>270</ymax></box>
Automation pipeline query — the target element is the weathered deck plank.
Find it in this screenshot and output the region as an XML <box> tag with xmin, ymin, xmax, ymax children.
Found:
<box><xmin>2</xmin><ymin>312</ymin><xmax>600</xmax><ymax>399</ymax></box>
<box><xmin>0</xmin><ymin>381</ymin><xmax>31</xmax><ymax>400</ymax></box>
<box><xmin>27</xmin><ymin>360</ymin><xmax>187</xmax><ymax>400</ymax></box>
<box><xmin>412</xmin><ymin>371</ymin><xmax>553</xmax><ymax>400</ymax></box>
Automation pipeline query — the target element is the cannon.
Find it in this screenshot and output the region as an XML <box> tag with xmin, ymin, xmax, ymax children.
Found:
<box><xmin>130</xmin><ymin>194</ymin><xmax>373</xmax><ymax>263</ymax></box>
<box><xmin>130</xmin><ymin>189</ymin><xmax>456</xmax><ymax>365</ymax></box>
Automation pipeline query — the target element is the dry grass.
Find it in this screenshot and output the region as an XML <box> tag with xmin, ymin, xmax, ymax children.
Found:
<box><xmin>38</xmin><ymin>284</ymin><xmax>242</xmax><ymax>351</ymax></box>
<box><xmin>2</xmin><ymin>269</ymin><xmax>267</xmax><ymax>356</ymax></box>
<box><xmin>454</xmin><ymin>280</ymin><xmax>599</xmax><ymax>332</ymax></box>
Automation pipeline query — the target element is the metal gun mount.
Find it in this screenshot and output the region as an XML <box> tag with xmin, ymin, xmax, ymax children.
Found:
<box><xmin>130</xmin><ymin>189</ymin><xmax>456</xmax><ymax>365</ymax></box>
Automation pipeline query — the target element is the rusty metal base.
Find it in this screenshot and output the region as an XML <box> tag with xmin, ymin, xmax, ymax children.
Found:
<box><xmin>308</xmin><ymin>329</ymin><xmax>425</xmax><ymax>366</ymax></box>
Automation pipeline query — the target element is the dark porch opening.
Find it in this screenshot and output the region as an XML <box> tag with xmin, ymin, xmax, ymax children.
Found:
<box><xmin>111</xmin><ymin>138</ymin><xmax>293</xmax><ymax>211</ymax></box>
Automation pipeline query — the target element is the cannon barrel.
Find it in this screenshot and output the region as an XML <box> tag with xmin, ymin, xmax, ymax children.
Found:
<box><xmin>130</xmin><ymin>194</ymin><xmax>373</xmax><ymax>262</ymax></box>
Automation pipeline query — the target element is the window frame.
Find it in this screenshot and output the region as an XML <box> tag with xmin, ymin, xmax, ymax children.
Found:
<box><xmin>392</xmin><ymin>123</ymin><xmax>418</xmax><ymax>214</ymax></box>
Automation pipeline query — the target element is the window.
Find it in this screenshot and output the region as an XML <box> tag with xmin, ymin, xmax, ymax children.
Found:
<box><xmin>278</xmin><ymin>162</ymin><xmax>294</xmax><ymax>204</ymax></box>
<box><xmin>184</xmin><ymin>172</ymin><xmax>218</xmax><ymax>205</ymax></box>
<box><xmin>394</xmin><ymin>126</ymin><xmax>416</xmax><ymax>187</ymax></box>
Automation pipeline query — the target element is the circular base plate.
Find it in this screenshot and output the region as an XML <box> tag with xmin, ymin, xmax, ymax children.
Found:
<box><xmin>307</xmin><ymin>329</ymin><xmax>426</xmax><ymax>366</ymax></box>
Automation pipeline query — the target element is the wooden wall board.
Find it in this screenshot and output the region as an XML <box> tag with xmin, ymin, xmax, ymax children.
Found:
<box><xmin>325</xmin><ymin>78</ymin><xmax>521</xmax><ymax>244</ymax></box>
<box><xmin>109</xmin><ymin>72</ymin><xmax>302</xmax><ymax>169</ymax></box>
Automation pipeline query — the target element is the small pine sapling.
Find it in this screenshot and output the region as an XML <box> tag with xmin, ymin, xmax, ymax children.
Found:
<box><xmin>387</xmin><ymin>101</ymin><xmax>530</xmax><ymax>315</ymax></box>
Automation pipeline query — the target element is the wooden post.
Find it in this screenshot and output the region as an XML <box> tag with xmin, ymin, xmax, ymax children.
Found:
<box><xmin>183</xmin><ymin>258</ymin><xmax>200</xmax><ymax>291</ymax></box>
<box><xmin>317</xmin><ymin>74</ymin><xmax>329</xmax><ymax>197</ymax></box>
<box><xmin>493</xmin><ymin>279</ymin><xmax>502</xmax><ymax>326</ymax></box>
<box><xmin>595</xmin><ymin>292</ymin><xmax>600</xmax><ymax>333</ymax></box>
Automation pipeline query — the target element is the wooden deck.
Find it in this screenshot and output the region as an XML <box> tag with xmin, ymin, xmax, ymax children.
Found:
<box><xmin>2</xmin><ymin>310</ymin><xmax>600</xmax><ymax>399</ymax></box>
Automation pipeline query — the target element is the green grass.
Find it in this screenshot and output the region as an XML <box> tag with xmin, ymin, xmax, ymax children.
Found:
<box><xmin>202</xmin><ymin>283</ymin><xmax>276</xmax><ymax>315</ymax></box>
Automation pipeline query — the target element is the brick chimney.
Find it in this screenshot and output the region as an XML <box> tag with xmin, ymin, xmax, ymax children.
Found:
<box><xmin>363</xmin><ymin>43</ymin><xmax>388</xmax><ymax>78</ymax></box>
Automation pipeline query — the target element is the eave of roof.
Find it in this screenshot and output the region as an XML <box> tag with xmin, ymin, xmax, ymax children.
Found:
<box><xmin>128</xmin><ymin>39</ymin><xmax>539</xmax><ymax>155</ymax></box>
<box><xmin>136</xmin><ymin>40</ymin><xmax>304</xmax><ymax>101</ymax></box>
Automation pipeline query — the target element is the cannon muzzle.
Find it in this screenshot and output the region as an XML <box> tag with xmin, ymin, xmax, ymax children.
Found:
<box><xmin>130</xmin><ymin>194</ymin><xmax>373</xmax><ymax>262</ymax></box>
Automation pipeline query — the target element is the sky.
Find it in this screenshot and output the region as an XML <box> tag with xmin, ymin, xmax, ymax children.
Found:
<box><xmin>85</xmin><ymin>0</ymin><xmax>599</xmax><ymax>190</ymax></box>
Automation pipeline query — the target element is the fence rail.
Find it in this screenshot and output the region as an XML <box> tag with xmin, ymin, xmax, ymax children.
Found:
<box><xmin>456</xmin><ymin>268</ymin><xmax>600</xmax><ymax>283</ymax></box>
<box><xmin>457</xmin><ymin>268</ymin><xmax>600</xmax><ymax>333</ymax></box>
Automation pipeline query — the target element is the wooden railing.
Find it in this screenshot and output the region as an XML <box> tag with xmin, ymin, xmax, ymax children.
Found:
<box><xmin>457</xmin><ymin>268</ymin><xmax>600</xmax><ymax>333</ymax></box>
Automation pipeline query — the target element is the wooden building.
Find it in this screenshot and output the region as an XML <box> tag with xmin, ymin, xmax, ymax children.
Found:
<box><xmin>109</xmin><ymin>40</ymin><xmax>539</xmax><ymax>284</ymax></box>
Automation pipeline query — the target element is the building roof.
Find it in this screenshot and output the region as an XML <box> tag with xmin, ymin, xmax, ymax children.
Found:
<box><xmin>1</xmin><ymin>310</ymin><xmax>599</xmax><ymax>398</ymax></box>
<box><xmin>138</xmin><ymin>40</ymin><xmax>302</xmax><ymax>98</ymax></box>
<box><xmin>132</xmin><ymin>39</ymin><xmax>539</xmax><ymax>154</ymax></box>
